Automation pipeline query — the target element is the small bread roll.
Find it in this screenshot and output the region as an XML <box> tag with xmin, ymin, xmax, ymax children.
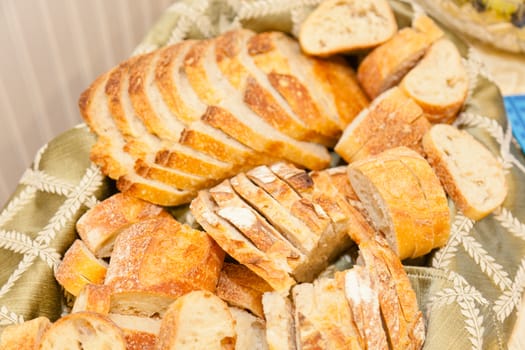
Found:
<box><xmin>156</xmin><ymin>291</ymin><xmax>236</xmax><ymax>350</ymax></box>
<box><xmin>0</xmin><ymin>316</ymin><xmax>51</xmax><ymax>350</ymax></box>
<box><xmin>299</xmin><ymin>0</ymin><xmax>397</xmax><ymax>56</ymax></box>
<box><xmin>76</xmin><ymin>192</ymin><xmax>170</xmax><ymax>258</ymax></box>
<box><xmin>55</xmin><ymin>239</ymin><xmax>108</xmax><ymax>296</ymax></box>
<box><xmin>400</xmin><ymin>39</ymin><xmax>469</xmax><ymax>124</ymax></box>
<box><xmin>37</xmin><ymin>312</ymin><xmax>126</xmax><ymax>350</ymax></box>
<box><xmin>422</xmin><ymin>124</ymin><xmax>507</xmax><ymax>220</ymax></box>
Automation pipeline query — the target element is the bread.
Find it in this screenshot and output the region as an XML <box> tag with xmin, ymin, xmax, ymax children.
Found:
<box><xmin>37</xmin><ymin>312</ymin><xmax>126</xmax><ymax>350</ymax></box>
<box><xmin>229</xmin><ymin>307</ymin><xmax>269</xmax><ymax>350</ymax></box>
<box><xmin>54</xmin><ymin>239</ymin><xmax>108</xmax><ymax>296</ymax></box>
<box><xmin>422</xmin><ymin>124</ymin><xmax>507</xmax><ymax>220</ymax></box>
<box><xmin>108</xmin><ymin>313</ymin><xmax>160</xmax><ymax>350</ymax></box>
<box><xmin>216</xmin><ymin>263</ymin><xmax>273</xmax><ymax>318</ymax></box>
<box><xmin>262</xmin><ymin>292</ymin><xmax>297</xmax><ymax>350</ymax></box>
<box><xmin>190</xmin><ymin>190</ymin><xmax>296</xmax><ymax>292</ymax></box>
<box><xmin>291</xmin><ymin>278</ymin><xmax>362</xmax><ymax>349</ymax></box>
<box><xmin>156</xmin><ymin>290</ymin><xmax>236</xmax><ymax>350</ymax></box>
<box><xmin>76</xmin><ymin>192</ymin><xmax>170</xmax><ymax>258</ymax></box>
<box><xmin>299</xmin><ymin>0</ymin><xmax>398</xmax><ymax>56</ymax></box>
<box><xmin>0</xmin><ymin>316</ymin><xmax>51</xmax><ymax>350</ymax></box>
<box><xmin>336</xmin><ymin>266</ymin><xmax>389</xmax><ymax>350</ymax></box>
<box><xmin>104</xmin><ymin>216</ymin><xmax>224</xmax><ymax>317</ymax></box>
<box><xmin>72</xmin><ymin>284</ymin><xmax>112</xmax><ymax>314</ymax></box>
<box><xmin>357</xmin><ymin>15</ymin><xmax>444</xmax><ymax>99</ymax></box>
<box><xmin>334</xmin><ymin>87</ymin><xmax>428</xmax><ymax>163</ymax></box>
<box><xmin>248</xmin><ymin>32</ymin><xmax>344</xmax><ymax>135</ymax></box>
<box><xmin>400</xmin><ymin>38</ymin><xmax>469</xmax><ymax>124</ymax></box>
<box><xmin>184</xmin><ymin>38</ymin><xmax>331</xmax><ymax>171</ymax></box>
<box><xmin>209</xmin><ymin>180</ymin><xmax>305</xmax><ymax>273</ymax></box>
<box><xmin>215</xmin><ymin>29</ymin><xmax>334</xmax><ymax>147</ymax></box>
<box><xmin>347</xmin><ymin>147</ymin><xmax>441</xmax><ymax>259</ymax></box>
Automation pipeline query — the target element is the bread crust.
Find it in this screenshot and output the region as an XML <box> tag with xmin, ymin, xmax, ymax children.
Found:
<box><xmin>0</xmin><ymin>316</ymin><xmax>51</xmax><ymax>350</ymax></box>
<box><xmin>72</xmin><ymin>284</ymin><xmax>112</xmax><ymax>314</ymax></box>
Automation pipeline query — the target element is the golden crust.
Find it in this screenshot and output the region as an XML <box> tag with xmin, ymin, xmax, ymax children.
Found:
<box><xmin>216</xmin><ymin>263</ymin><xmax>273</xmax><ymax>318</ymax></box>
<box><xmin>0</xmin><ymin>316</ymin><xmax>51</xmax><ymax>350</ymax></box>
<box><xmin>72</xmin><ymin>284</ymin><xmax>112</xmax><ymax>314</ymax></box>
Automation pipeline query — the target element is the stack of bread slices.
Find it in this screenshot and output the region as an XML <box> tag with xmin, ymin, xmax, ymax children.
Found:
<box><xmin>1</xmin><ymin>0</ymin><xmax>512</xmax><ymax>349</ymax></box>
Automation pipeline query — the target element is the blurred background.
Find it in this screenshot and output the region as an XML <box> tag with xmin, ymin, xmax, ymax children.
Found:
<box><xmin>0</xmin><ymin>0</ymin><xmax>173</xmax><ymax>207</ymax></box>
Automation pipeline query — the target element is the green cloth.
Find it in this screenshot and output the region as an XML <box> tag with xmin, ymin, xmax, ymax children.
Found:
<box><xmin>1</xmin><ymin>1</ymin><xmax>524</xmax><ymax>349</ymax></box>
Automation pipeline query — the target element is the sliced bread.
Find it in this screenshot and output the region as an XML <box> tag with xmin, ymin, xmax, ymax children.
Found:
<box><xmin>299</xmin><ymin>0</ymin><xmax>397</xmax><ymax>56</ymax></box>
<box><xmin>422</xmin><ymin>124</ymin><xmax>507</xmax><ymax>220</ymax></box>
<box><xmin>262</xmin><ymin>292</ymin><xmax>297</xmax><ymax>350</ymax></box>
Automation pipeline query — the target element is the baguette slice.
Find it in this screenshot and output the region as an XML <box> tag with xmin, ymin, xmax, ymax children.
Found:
<box><xmin>347</xmin><ymin>149</ymin><xmax>435</xmax><ymax>259</ymax></box>
<box><xmin>215</xmin><ymin>29</ymin><xmax>334</xmax><ymax>146</ymax></box>
<box><xmin>422</xmin><ymin>124</ymin><xmax>507</xmax><ymax>220</ymax></box>
<box><xmin>262</xmin><ymin>292</ymin><xmax>297</xmax><ymax>350</ymax></box>
<box><xmin>229</xmin><ymin>307</ymin><xmax>269</xmax><ymax>350</ymax></box>
<box><xmin>108</xmin><ymin>314</ymin><xmax>160</xmax><ymax>350</ymax></box>
<box><xmin>400</xmin><ymin>38</ymin><xmax>469</xmax><ymax>124</ymax></box>
<box><xmin>184</xmin><ymin>39</ymin><xmax>331</xmax><ymax>170</ymax></box>
<box><xmin>299</xmin><ymin>0</ymin><xmax>397</xmax><ymax>56</ymax></box>
<box><xmin>0</xmin><ymin>316</ymin><xmax>51</xmax><ymax>350</ymax></box>
<box><xmin>357</xmin><ymin>15</ymin><xmax>444</xmax><ymax>99</ymax></box>
<box><xmin>76</xmin><ymin>192</ymin><xmax>169</xmax><ymax>258</ymax></box>
<box><xmin>190</xmin><ymin>190</ymin><xmax>296</xmax><ymax>292</ymax></box>
<box><xmin>156</xmin><ymin>291</ymin><xmax>236</xmax><ymax>350</ymax></box>
<box><xmin>216</xmin><ymin>263</ymin><xmax>273</xmax><ymax>318</ymax></box>
<box><xmin>104</xmin><ymin>216</ymin><xmax>224</xmax><ymax>317</ymax></box>
<box><xmin>37</xmin><ymin>312</ymin><xmax>126</xmax><ymax>350</ymax></box>
<box><xmin>334</xmin><ymin>87</ymin><xmax>427</xmax><ymax>163</ymax></box>
<box><xmin>79</xmin><ymin>72</ymin><xmax>195</xmax><ymax>206</ymax></box>
<box><xmin>54</xmin><ymin>239</ymin><xmax>108</xmax><ymax>296</ymax></box>
<box><xmin>72</xmin><ymin>284</ymin><xmax>112</xmax><ymax>314</ymax></box>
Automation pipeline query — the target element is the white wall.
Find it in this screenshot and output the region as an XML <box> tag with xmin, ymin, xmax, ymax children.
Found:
<box><xmin>0</xmin><ymin>0</ymin><xmax>173</xmax><ymax>206</ymax></box>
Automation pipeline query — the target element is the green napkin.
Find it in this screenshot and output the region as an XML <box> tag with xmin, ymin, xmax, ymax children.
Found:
<box><xmin>1</xmin><ymin>1</ymin><xmax>524</xmax><ymax>349</ymax></box>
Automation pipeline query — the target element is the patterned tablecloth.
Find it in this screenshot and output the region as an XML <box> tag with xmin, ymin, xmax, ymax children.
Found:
<box><xmin>0</xmin><ymin>1</ymin><xmax>524</xmax><ymax>349</ymax></box>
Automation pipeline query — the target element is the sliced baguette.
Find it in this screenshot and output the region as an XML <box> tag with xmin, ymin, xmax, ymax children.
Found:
<box><xmin>400</xmin><ymin>38</ymin><xmax>469</xmax><ymax>124</ymax></box>
<box><xmin>190</xmin><ymin>190</ymin><xmax>296</xmax><ymax>292</ymax></box>
<box><xmin>357</xmin><ymin>15</ymin><xmax>444</xmax><ymax>99</ymax></box>
<box><xmin>299</xmin><ymin>0</ymin><xmax>397</xmax><ymax>56</ymax></box>
<box><xmin>54</xmin><ymin>239</ymin><xmax>108</xmax><ymax>297</ymax></box>
<box><xmin>216</xmin><ymin>263</ymin><xmax>273</xmax><ymax>318</ymax></box>
<box><xmin>104</xmin><ymin>216</ymin><xmax>224</xmax><ymax>317</ymax></box>
<box><xmin>215</xmin><ymin>29</ymin><xmax>334</xmax><ymax>146</ymax></box>
<box><xmin>184</xmin><ymin>39</ymin><xmax>331</xmax><ymax>170</ymax></box>
<box><xmin>334</xmin><ymin>87</ymin><xmax>427</xmax><ymax>163</ymax></box>
<box><xmin>72</xmin><ymin>284</ymin><xmax>112</xmax><ymax>314</ymax></box>
<box><xmin>75</xmin><ymin>192</ymin><xmax>169</xmax><ymax>258</ymax></box>
<box><xmin>108</xmin><ymin>314</ymin><xmax>160</xmax><ymax>350</ymax></box>
<box><xmin>155</xmin><ymin>291</ymin><xmax>236</xmax><ymax>350</ymax></box>
<box><xmin>262</xmin><ymin>292</ymin><xmax>297</xmax><ymax>350</ymax></box>
<box><xmin>248</xmin><ymin>32</ymin><xmax>343</xmax><ymax>135</ymax></box>
<box><xmin>422</xmin><ymin>124</ymin><xmax>507</xmax><ymax>220</ymax></box>
<box><xmin>229</xmin><ymin>307</ymin><xmax>269</xmax><ymax>350</ymax></box>
<box><xmin>37</xmin><ymin>312</ymin><xmax>126</xmax><ymax>350</ymax></box>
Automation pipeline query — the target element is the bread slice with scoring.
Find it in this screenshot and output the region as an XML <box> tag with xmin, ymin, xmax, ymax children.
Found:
<box><xmin>262</xmin><ymin>292</ymin><xmax>297</xmax><ymax>350</ymax></box>
<box><xmin>422</xmin><ymin>124</ymin><xmax>507</xmax><ymax>220</ymax></box>
<box><xmin>357</xmin><ymin>15</ymin><xmax>444</xmax><ymax>99</ymax></box>
<box><xmin>299</xmin><ymin>0</ymin><xmax>398</xmax><ymax>56</ymax></box>
<box><xmin>190</xmin><ymin>190</ymin><xmax>296</xmax><ymax>292</ymax></box>
<box><xmin>37</xmin><ymin>312</ymin><xmax>126</xmax><ymax>350</ymax></box>
<box><xmin>335</xmin><ymin>87</ymin><xmax>429</xmax><ymax>163</ymax></box>
<box><xmin>400</xmin><ymin>38</ymin><xmax>469</xmax><ymax>124</ymax></box>
<box><xmin>155</xmin><ymin>291</ymin><xmax>237</xmax><ymax>350</ymax></box>
<box><xmin>184</xmin><ymin>38</ymin><xmax>331</xmax><ymax>170</ymax></box>
<box><xmin>54</xmin><ymin>239</ymin><xmax>108</xmax><ymax>297</ymax></box>
<box><xmin>104</xmin><ymin>216</ymin><xmax>225</xmax><ymax>317</ymax></box>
